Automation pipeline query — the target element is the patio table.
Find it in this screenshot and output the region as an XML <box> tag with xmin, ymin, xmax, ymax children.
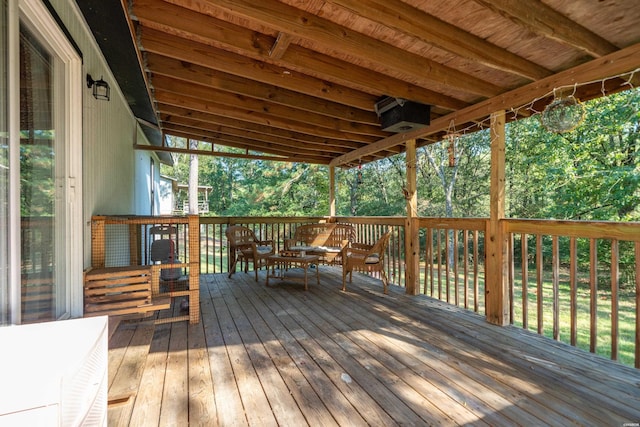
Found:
<box><xmin>265</xmin><ymin>253</ymin><xmax>320</xmax><ymax>291</ymax></box>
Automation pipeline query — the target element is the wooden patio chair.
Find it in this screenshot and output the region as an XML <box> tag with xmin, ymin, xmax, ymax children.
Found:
<box><xmin>225</xmin><ymin>225</ymin><xmax>275</xmax><ymax>281</ymax></box>
<box><xmin>342</xmin><ymin>230</ymin><xmax>392</xmax><ymax>294</ymax></box>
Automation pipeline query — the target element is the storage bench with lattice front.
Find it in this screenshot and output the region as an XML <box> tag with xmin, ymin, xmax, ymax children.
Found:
<box><xmin>83</xmin><ymin>266</ymin><xmax>170</xmax><ymax>318</ymax></box>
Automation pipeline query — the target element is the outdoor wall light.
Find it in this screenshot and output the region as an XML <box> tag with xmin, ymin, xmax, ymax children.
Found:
<box><xmin>86</xmin><ymin>74</ymin><xmax>110</xmax><ymax>101</ymax></box>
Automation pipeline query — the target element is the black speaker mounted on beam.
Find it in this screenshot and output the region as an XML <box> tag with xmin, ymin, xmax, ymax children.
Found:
<box><xmin>375</xmin><ymin>97</ymin><xmax>431</xmax><ymax>133</ymax></box>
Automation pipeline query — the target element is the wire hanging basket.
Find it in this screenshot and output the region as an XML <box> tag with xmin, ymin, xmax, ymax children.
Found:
<box><xmin>540</xmin><ymin>95</ymin><xmax>585</xmax><ymax>133</ymax></box>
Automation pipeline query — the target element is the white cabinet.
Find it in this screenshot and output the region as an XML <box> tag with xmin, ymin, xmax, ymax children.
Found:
<box><xmin>0</xmin><ymin>316</ymin><xmax>108</xmax><ymax>426</ymax></box>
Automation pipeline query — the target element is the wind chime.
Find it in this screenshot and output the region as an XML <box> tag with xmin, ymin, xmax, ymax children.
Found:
<box><xmin>356</xmin><ymin>159</ymin><xmax>363</xmax><ymax>185</ymax></box>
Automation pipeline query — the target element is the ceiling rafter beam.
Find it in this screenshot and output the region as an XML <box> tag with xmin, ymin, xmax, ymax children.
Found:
<box><xmin>326</xmin><ymin>0</ymin><xmax>551</xmax><ymax>81</ymax></box>
<box><xmin>166</xmin><ymin>0</ymin><xmax>503</xmax><ymax>97</ymax></box>
<box><xmin>154</xmin><ymin>90</ymin><xmax>379</xmax><ymax>142</ymax></box>
<box><xmin>475</xmin><ymin>0</ymin><xmax>617</xmax><ymax>58</ymax></box>
<box><xmin>136</xmin><ymin>19</ymin><xmax>468</xmax><ymax>112</ymax></box>
<box><xmin>150</xmin><ymin>75</ymin><xmax>385</xmax><ymax>136</ymax></box>
<box><xmin>144</xmin><ymin>52</ymin><xmax>378</xmax><ymax>124</ymax></box>
<box><xmin>156</xmin><ymin>103</ymin><xmax>368</xmax><ymax>149</ymax></box>
<box><xmin>331</xmin><ymin>42</ymin><xmax>640</xmax><ymax>167</ymax></box>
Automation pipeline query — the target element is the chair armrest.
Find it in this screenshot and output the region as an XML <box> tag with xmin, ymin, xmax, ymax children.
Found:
<box><xmin>284</xmin><ymin>238</ymin><xmax>295</xmax><ymax>250</ymax></box>
<box><xmin>352</xmin><ymin>242</ymin><xmax>373</xmax><ymax>251</ymax></box>
<box><xmin>348</xmin><ymin>247</ymin><xmax>373</xmax><ymax>256</ymax></box>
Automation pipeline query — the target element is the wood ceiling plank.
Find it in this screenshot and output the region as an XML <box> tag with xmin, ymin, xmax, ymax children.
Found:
<box><xmin>137</xmin><ymin>26</ymin><xmax>375</xmax><ymax>110</ymax></box>
<box><xmin>163</xmin><ymin>123</ymin><xmax>339</xmax><ymax>158</ymax></box>
<box><xmin>475</xmin><ymin>0</ymin><xmax>618</xmax><ymax>58</ymax></box>
<box><xmin>168</xmin><ymin>0</ymin><xmax>504</xmax><ymax>97</ymax></box>
<box><xmin>151</xmin><ymin>75</ymin><xmax>386</xmax><ymax>137</ymax></box>
<box><xmin>136</xmin><ymin>140</ymin><xmax>329</xmax><ymax>164</ymax></box>
<box><xmin>154</xmin><ymin>90</ymin><xmax>378</xmax><ymax>142</ymax></box>
<box><xmin>331</xmin><ymin>41</ymin><xmax>640</xmax><ymax>166</ymax></box>
<box><xmin>325</xmin><ymin>0</ymin><xmax>551</xmax><ymax>81</ymax></box>
<box><xmin>145</xmin><ymin>52</ymin><xmax>377</xmax><ymax>124</ymax></box>
<box><xmin>157</xmin><ymin>104</ymin><xmax>371</xmax><ymax>149</ymax></box>
<box><xmin>137</xmin><ymin>19</ymin><xmax>468</xmax><ymax>112</ymax></box>
<box><xmin>161</xmin><ymin>117</ymin><xmax>352</xmax><ymax>154</ymax></box>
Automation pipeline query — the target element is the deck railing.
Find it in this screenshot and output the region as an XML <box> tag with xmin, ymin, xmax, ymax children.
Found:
<box><xmin>417</xmin><ymin>218</ymin><xmax>487</xmax><ymax>313</ymax></box>
<box><xmin>199</xmin><ymin>216</ymin><xmax>639</xmax><ymax>368</ymax></box>
<box><xmin>504</xmin><ymin>219</ymin><xmax>640</xmax><ymax>368</ymax></box>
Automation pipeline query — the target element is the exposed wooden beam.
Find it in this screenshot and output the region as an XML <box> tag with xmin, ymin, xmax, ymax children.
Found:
<box><xmin>168</xmin><ymin>0</ymin><xmax>504</xmax><ymax>97</ymax></box>
<box><xmin>155</xmin><ymin>90</ymin><xmax>377</xmax><ymax>142</ymax></box>
<box><xmin>137</xmin><ymin>21</ymin><xmax>468</xmax><ymax>112</ymax></box>
<box><xmin>145</xmin><ymin>52</ymin><xmax>377</xmax><ymax>124</ymax></box>
<box><xmin>161</xmin><ymin>122</ymin><xmax>349</xmax><ymax>157</ymax></box>
<box><xmin>330</xmin><ymin>42</ymin><xmax>640</xmax><ymax>167</ymax></box>
<box><xmin>475</xmin><ymin>0</ymin><xmax>617</xmax><ymax>58</ymax></box>
<box><xmin>151</xmin><ymin>75</ymin><xmax>386</xmax><ymax>137</ymax></box>
<box><xmin>269</xmin><ymin>32</ymin><xmax>292</xmax><ymax>59</ymax></box>
<box><xmin>326</xmin><ymin>0</ymin><xmax>552</xmax><ymax>81</ymax></box>
<box><xmin>137</xmin><ymin>26</ymin><xmax>376</xmax><ymax>110</ymax></box>
<box><xmin>165</xmin><ymin>126</ymin><xmax>337</xmax><ymax>161</ymax></box>
<box><xmin>157</xmin><ymin>104</ymin><xmax>372</xmax><ymax>150</ymax></box>
<box><xmin>134</xmin><ymin>142</ymin><xmax>307</xmax><ymax>163</ymax></box>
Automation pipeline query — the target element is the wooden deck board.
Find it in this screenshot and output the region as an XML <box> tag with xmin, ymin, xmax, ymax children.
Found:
<box><xmin>109</xmin><ymin>267</ymin><xmax>640</xmax><ymax>426</ymax></box>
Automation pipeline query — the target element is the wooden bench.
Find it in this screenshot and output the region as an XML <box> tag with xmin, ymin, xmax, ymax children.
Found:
<box><xmin>84</xmin><ymin>266</ymin><xmax>170</xmax><ymax>318</ymax></box>
<box><xmin>284</xmin><ymin>223</ymin><xmax>356</xmax><ymax>265</ymax></box>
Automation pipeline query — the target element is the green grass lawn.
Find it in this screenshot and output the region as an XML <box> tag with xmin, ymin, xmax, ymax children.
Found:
<box><xmin>421</xmin><ymin>263</ymin><xmax>637</xmax><ymax>368</ymax></box>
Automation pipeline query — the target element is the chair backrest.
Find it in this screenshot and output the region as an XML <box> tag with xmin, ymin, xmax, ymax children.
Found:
<box><xmin>371</xmin><ymin>230</ymin><xmax>392</xmax><ymax>263</ymax></box>
<box><xmin>225</xmin><ymin>226</ymin><xmax>258</xmax><ymax>250</ymax></box>
<box><xmin>151</xmin><ymin>239</ymin><xmax>175</xmax><ymax>263</ymax></box>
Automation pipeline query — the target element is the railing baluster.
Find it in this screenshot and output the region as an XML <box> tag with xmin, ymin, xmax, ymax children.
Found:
<box><xmin>521</xmin><ymin>233</ymin><xmax>528</xmax><ymax>329</ymax></box>
<box><xmin>509</xmin><ymin>233</ymin><xmax>514</xmax><ymax>325</ymax></box>
<box><xmin>454</xmin><ymin>229</ymin><xmax>459</xmax><ymax>306</ymax></box>
<box><xmin>590</xmin><ymin>238</ymin><xmax>598</xmax><ymax>354</ymax></box>
<box><xmin>552</xmin><ymin>235</ymin><xmax>559</xmax><ymax>341</ymax></box>
<box><xmin>611</xmin><ymin>239</ymin><xmax>619</xmax><ymax>361</ymax></box>
<box><xmin>570</xmin><ymin>237</ymin><xmax>577</xmax><ymax>346</ymax></box>
<box><xmin>473</xmin><ymin>230</ymin><xmax>479</xmax><ymax>313</ymax></box>
<box><xmin>537</xmin><ymin>234</ymin><xmax>543</xmax><ymax>335</ymax></box>
<box><xmin>635</xmin><ymin>241</ymin><xmax>640</xmax><ymax>369</ymax></box>
<box><xmin>463</xmin><ymin>230</ymin><xmax>469</xmax><ymax>309</ymax></box>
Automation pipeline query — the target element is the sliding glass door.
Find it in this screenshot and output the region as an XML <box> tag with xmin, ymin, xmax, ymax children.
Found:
<box><xmin>0</xmin><ymin>0</ymin><xmax>82</xmax><ymax>324</ymax></box>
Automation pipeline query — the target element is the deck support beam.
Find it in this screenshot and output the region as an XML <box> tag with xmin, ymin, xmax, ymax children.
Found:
<box><xmin>329</xmin><ymin>165</ymin><xmax>336</xmax><ymax>217</ymax></box>
<box><xmin>405</xmin><ymin>139</ymin><xmax>420</xmax><ymax>295</ymax></box>
<box><xmin>485</xmin><ymin>111</ymin><xmax>509</xmax><ymax>325</ymax></box>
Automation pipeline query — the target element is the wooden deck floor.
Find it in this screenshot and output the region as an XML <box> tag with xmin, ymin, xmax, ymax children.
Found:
<box><xmin>107</xmin><ymin>267</ymin><xmax>640</xmax><ymax>426</ymax></box>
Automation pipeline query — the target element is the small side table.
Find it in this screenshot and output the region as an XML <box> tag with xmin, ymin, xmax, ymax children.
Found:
<box><xmin>266</xmin><ymin>254</ymin><xmax>320</xmax><ymax>290</ymax></box>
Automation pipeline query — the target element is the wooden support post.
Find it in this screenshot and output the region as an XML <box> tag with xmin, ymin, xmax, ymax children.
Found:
<box><xmin>188</xmin><ymin>215</ymin><xmax>201</xmax><ymax>324</ymax></box>
<box><xmin>486</xmin><ymin>111</ymin><xmax>509</xmax><ymax>325</ymax></box>
<box><xmin>329</xmin><ymin>165</ymin><xmax>336</xmax><ymax>217</ymax></box>
<box><xmin>405</xmin><ymin>139</ymin><xmax>420</xmax><ymax>295</ymax></box>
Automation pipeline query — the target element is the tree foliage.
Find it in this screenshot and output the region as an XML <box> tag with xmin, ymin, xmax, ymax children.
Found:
<box><xmin>161</xmin><ymin>89</ymin><xmax>639</xmax><ymax>223</ymax></box>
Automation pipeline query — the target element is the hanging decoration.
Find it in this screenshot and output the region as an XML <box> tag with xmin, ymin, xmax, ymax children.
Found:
<box><xmin>356</xmin><ymin>159</ymin><xmax>363</xmax><ymax>185</ymax></box>
<box><xmin>445</xmin><ymin>132</ymin><xmax>459</xmax><ymax>167</ymax></box>
<box><xmin>444</xmin><ymin>120</ymin><xmax>459</xmax><ymax>167</ymax></box>
<box><xmin>540</xmin><ymin>95</ymin><xmax>585</xmax><ymax>133</ymax></box>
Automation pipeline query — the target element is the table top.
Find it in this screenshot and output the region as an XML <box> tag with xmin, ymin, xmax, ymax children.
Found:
<box><xmin>268</xmin><ymin>254</ymin><xmax>319</xmax><ymax>263</ymax></box>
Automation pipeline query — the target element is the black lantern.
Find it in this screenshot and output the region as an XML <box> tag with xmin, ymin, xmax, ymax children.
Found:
<box><xmin>86</xmin><ymin>74</ymin><xmax>110</xmax><ymax>101</ymax></box>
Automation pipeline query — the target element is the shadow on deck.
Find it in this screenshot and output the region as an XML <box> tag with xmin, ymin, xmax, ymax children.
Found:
<box><xmin>106</xmin><ymin>267</ymin><xmax>640</xmax><ymax>426</ymax></box>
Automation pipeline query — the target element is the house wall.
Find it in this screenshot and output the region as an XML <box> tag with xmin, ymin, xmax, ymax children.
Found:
<box><xmin>47</xmin><ymin>0</ymin><xmax>159</xmax><ymax>269</ymax></box>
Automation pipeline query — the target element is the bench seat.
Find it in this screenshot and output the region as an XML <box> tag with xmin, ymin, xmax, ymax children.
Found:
<box><xmin>84</xmin><ymin>265</ymin><xmax>170</xmax><ymax>318</ymax></box>
<box><xmin>285</xmin><ymin>223</ymin><xmax>355</xmax><ymax>265</ymax></box>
